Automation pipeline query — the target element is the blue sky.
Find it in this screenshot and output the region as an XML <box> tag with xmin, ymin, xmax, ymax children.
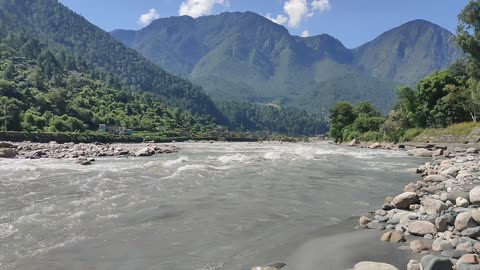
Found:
<box><xmin>59</xmin><ymin>0</ymin><xmax>469</xmax><ymax>48</ymax></box>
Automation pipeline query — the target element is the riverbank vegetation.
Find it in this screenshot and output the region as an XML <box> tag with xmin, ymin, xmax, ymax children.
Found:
<box><xmin>329</xmin><ymin>1</ymin><xmax>480</xmax><ymax>143</ymax></box>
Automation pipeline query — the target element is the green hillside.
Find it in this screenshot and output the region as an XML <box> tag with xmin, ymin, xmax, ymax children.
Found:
<box><xmin>0</xmin><ymin>0</ymin><xmax>223</xmax><ymax>120</ymax></box>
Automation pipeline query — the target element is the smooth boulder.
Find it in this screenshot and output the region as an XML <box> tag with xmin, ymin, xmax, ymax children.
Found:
<box><xmin>392</xmin><ymin>192</ymin><xmax>419</xmax><ymax>209</ymax></box>
<box><xmin>470</xmin><ymin>186</ymin><xmax>480</xmax><ymax>204</ymax></box>
<box><xmin>420</xmin><ymin>255</ymin><xmax>453</xmax><ymax>270</ymax></box>
<box><xmin>409</xmin><ymin>221</ymin><xmax>437</xmax><ymax>236</ymax></box>
<box><xmin>353</xmin><ymin>261</ymin><xmax>399</xmax><ymax>270</ymax></box>
<box><xmin>423</xmin><ymin>198</ymin><xmax>448</xmax><ymax>216</ymax></box>
<box><xmin>455</xmin><ymin>212</ymin><xmax>477</xmax><ymax>231</ymax></box>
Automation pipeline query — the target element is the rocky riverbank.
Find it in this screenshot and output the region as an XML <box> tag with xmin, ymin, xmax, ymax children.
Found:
<box><xmin>0</xmin><ymin>141</ymin><xmax>178</xmax><ymax>165</ymax></box>
<box><xmin>353</xmin><ymin>144</ymin><xmax>480</xmax><ymax>270</ymax></box>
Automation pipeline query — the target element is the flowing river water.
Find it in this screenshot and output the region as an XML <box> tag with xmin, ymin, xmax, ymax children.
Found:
<box><xmin>0</xmin><ymin>142</ymin><xmax>423</xmax><ymax>270</ymax></box>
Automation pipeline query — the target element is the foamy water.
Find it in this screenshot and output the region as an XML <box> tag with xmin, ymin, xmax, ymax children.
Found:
<box><xmin>0</xmin><ymin>142</ymin><xmax>423</xmax><ymax>270</ymax></box>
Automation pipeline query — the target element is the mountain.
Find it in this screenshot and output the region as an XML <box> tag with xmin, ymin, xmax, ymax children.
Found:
<box><xmin>0</xmin><ymin>0</ymin><xmax>224</xmax><ymax>121</ymax></box>
<box><xmin>111</xmin><ymin>12</ymin><xmax>463</xmax><ymax>113</ymax></box>
<box><xmin>353</xmin><ymin>19</ymin><xmax>464</xmax><ymax>85</ymax></box>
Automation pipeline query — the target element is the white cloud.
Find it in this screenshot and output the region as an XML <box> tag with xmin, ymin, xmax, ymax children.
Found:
<box><xmin>266</xmin><ymin>14</ymin><xmax>288</xmax><ymax>25</ymax></box>
<box><xmin>179</xmin><ymin>0</ymin><xmax>229</xmax><ymax>18</ymax></box>
<box><xmin>311</xmin><ymin>0</ymin><xmax>331</xmax><ymax>12</ymax></box>
<box><xmin>138</xmin><ymin>8</ymin><xmax>161</xmax><ymax>26</ymax></box>
<box><xmin>266</xmin><ymin>0</ymin><xmax>331</xmax><ymax>29</ymax></box>
<box><xmin>284</xmin><ymin>0</ymin><xmax>309</xmax><ymax>28</ymax></box>
<box><xmin>301</xmin><ymin>30</ymin><xmax>310</xmax><ymax>37</ymax></box>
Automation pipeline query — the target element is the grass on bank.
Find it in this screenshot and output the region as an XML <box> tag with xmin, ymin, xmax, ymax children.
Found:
<box><xmin>412</xmin><ymin>122</ymin><xmax>480</xmax><ymax>142</ymax></box>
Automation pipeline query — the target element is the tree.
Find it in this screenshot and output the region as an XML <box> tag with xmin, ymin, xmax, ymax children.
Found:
<box><xmin>456</xmin><ymin>0</ymin><xmax>480</xmax><ymax>78</ymax></box>
<box><xmin>354</xmin><ymin>101</ymin><xmax>381</xmax><ymax>118</ymax></box>
<box><xmin>460</xmin><ymin>78</ymin><xmax>480</xmax><ymax>122</ymax></box>
<box><xmin>329</xmin><ymin>101</ymin><xmax>356</xmax><ymax>143</ymax></box>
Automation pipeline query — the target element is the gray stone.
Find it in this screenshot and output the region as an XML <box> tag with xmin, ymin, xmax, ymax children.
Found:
<box><xmin>423</xmin><ymin>198</ymin><xmax>448</xmax><ymax>216</ymax></box>
<box><xmin>449</xmin><ymin>191</ymin><xmax>471</xmax><ymax>203</ymax></box>
<box><xmin>461</xmin><ymin>227</ymin><xmax>480</xmax><ymax>238</ymax></box>
<box><xmin>457</xmin><ymin>197</ymin><xmax>471</xmax><ymax>208</ymax></box>
<box><xmin>420</xmin><ymin>255</ymin><xmax>453</xmax><ymax>270</ymax></box>
<box><xmin>409</xmin><ymin>221</ymin><xmax>437</xmax><ymax>236</ymax></box>
<box><xmin>387</xmin><ymin>218</ymin><xmax>400</xmax><ymax>225</ymax></box>
<box><xmin>359</xmin><ymin>216</ymin><xmax>371</xmax><ymax>228</ymax></box>
<box><xmin>407</xmin><ymin>260</ymin><xmax>421</xmax><ymax>270</ymax></box>
<box><xmin>392</xmin><ymin>192</ymin><xmax>420</xmax><ymax>209</ymax></box>
<box><xmin>436</xmin><ymin>216</ymin><xmax>448</xmax><ymax>232</ymax></box>
<box><xmin>424</xmin><ymin>175</ymin><xmax>448</xmax><ymax>183</ymax></box>
<box><xmin>367</xmin><ymin>220</ymin><xmax>385</xmax><ymax>230</ymax></box>
<box><xmin>470</xmin><ymin>186</ymin><xmax>480</xmax><ymax>204</ymax></box>
<box><xmin>353</xmin><ymin>261</ymin><xmax>399</xmax><ymax>270</ymax></box>
<box><xmin>410</xmin><ymin>239</ymin><xmax>431</xmax><ymax>253</ymax></box>
<box><xmin>458</xmin><ymin>264</ymin><xmax>480</xmax><ymax>270</ymax></box>
<box><xmin>0</xmin><ymin>148</ymin><xmax>18</xmax><ymax>158</ymax></box>
<box><xmin>432</xmin><ymin>238</ymin><xmax>453</xmax><ymax>252</ymax></box>
<box><xmin>455</xmin><ymin>212</ymin><xmax>477</xmax><ymax>231</ymax></box>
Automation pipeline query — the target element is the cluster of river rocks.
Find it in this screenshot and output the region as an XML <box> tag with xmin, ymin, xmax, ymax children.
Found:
<box><xmin>353</xmin><ymin>143</ymin><xmax>480</xmax><ymax>270</ymax></box>
<box><xmin>0</xmin><ymin>141</ymin><xmax>178</xmax><ymax>164</ymax></box>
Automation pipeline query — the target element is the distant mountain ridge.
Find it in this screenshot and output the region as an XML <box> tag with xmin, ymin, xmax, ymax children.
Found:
<box><xmin>111</xmin><ymin>12</ymin><xmax>463</xmax><ymax>113</ymax></box>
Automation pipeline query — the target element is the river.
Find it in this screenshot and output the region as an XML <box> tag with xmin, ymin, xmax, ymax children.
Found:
<box><xmin>0</xmin><ymin>142</ymin><xmax>423</xmax><ymax>270</ymax></box>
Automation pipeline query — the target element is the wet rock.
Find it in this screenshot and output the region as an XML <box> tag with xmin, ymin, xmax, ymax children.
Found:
<box><xmin>0</xmin><ymin>142</ymin><xmax>15</xmax><ymax>148</ymax></box>
<box><xmin>349</xmin><ymin>139</ymin><xmax>360</xmax><ymax>146</ymax></box>
<box><xmin>359</xmin><ymin>216</ymin><xmax>371</xmax><ymax>228</ymax></box>
<box><xmin>420</xmin><ymin>255</ymin><xmax>453</xmax><ymax>270</ymax></box>
<box><xmin>390</xmin><ymin>231</ymin><xmax>405</xmax><ymax>243</ymax></box>
<box><xmin>0</xmin><ymin>148</ymin><xmax>18</xmax><ymax>158</ymax></box>
<box><xmin>381</xmin><ymin>231</ymin><xmax>393</xmax><ymax>242</ymax></box>
<box><xmin>409</xmin><ymin>221</ymin><xmax>437</xmax><ymax>236</ymax></box>
<box><xmin>251</xmin><ymin>263</ymin><xmax>286</xmax><ymax>270</ymax></box>
<box><xmin>135</xmin><ymin>147</ymin><xmax>155</xmax><ymax>157</ymax></box>
<box><xmin>369</xmin><ymin>143</ymin><xmax>381</xmax><ymax>149</ymax></box>
<box><xmin>455</xmin><ymin>212</ymin><xmax>477</xmax><ymax>231</ymax></box>
<box><xmin>353</xmin><ymin>261</ymin><xmax>399</xmax><ymax>270</ymax></box>
<box><xmin>408</xmin><ymin>148</ymin><xmax>433</xmax><ymax>157</ymax></box>
<box><xmin>367</xmin><ymin>220</ymin><xmax>385</xmax><ymax>230</ymax></box>
<box><xmin>410</xmin><ymin>239</ymin><xmax>431</xmax><ymax>253</ymax></box>
<box><xmin>392</xmin><ymin>192</ymin><xmax>420</xmax><ymax>209</ymax></box>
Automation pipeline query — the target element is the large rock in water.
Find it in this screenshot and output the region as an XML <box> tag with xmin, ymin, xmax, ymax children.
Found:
<box><xmin>353</xmin><ymin>261</ymin><xmax>399</xmax><ymax>270</ymax></box>
<box><xmin>470</xmin><ymin>186</ymin><xmax>480</xmax><ymax>204</ymax></box>
<box><xmin>0</xmin><ymin>142</ymin><xmax>15</xmax><ymax>148</ymax></box>
<box><xmin>408</xmin><ymin>221</ymin><xmax>437</xmax><ymax>236</ymax></box>
<box><xmin>135</xmin><ymin>147</ymin><xmax>155</xmax><ymax>157</ymax></box>
<box><xmin>423</xmin><ymin>198</ymin><xmax>448</xmax><ymax>216</ymax></box>
<box><xmin>392</xmin><ymin>192</ymin><xmax>419</xmax><ymax>209</ymax></box>
<box><xmin>0</xmin><ymin>148</ymin><xmax>18</xmax><ymax>158</ymax></box>
<box><xmin>408</xmin><ymin>148</ymin><xmax>433</xmax><ymax>157</ymax></box>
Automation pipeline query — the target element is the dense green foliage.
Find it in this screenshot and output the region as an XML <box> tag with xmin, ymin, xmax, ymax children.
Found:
<box><xmin>0</xmin><ymin>0</ymin><xmax>224</xmax><ymax>120</ymax></box>
<box><xmin>328</xmin><ymin>101</ymin><xmax>383</xmax><ymax>143</ymax></box>
<box><xmin>218</xmin><ymin>101</ymin><xmax>327</xmax><ymax>136</ymax></box>
<box><xmin>0</xmin><ymin>35</ymin><xmax>217</xmax><ymax>136</ymax></box>
<box><xmin>112</xmin><ymin>12</ymin><xmax>461</xmax><ymax>113</ymax></box>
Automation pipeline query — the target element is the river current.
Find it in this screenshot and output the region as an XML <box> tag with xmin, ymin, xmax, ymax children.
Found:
<box><xmin>0</xmin><ymin>142</ymin><xmax>423</xmax><ymax>270</ymax></box>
